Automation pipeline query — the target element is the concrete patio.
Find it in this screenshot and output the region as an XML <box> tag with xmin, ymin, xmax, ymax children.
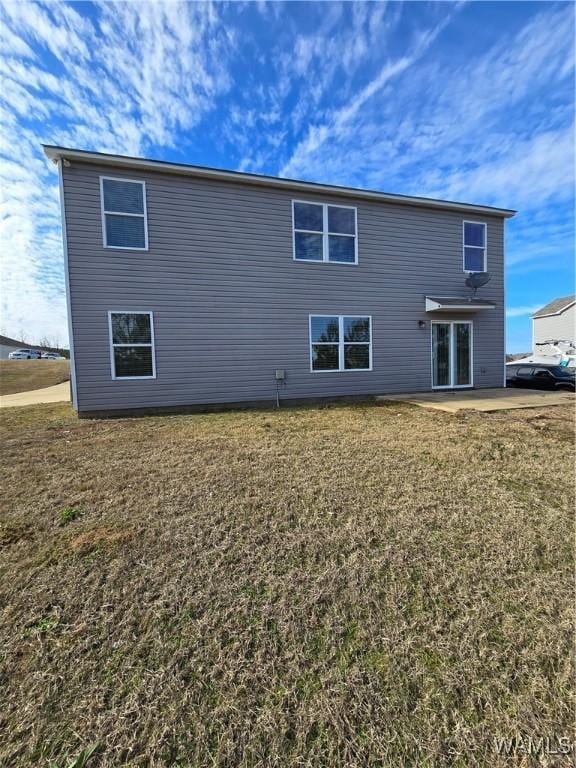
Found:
<box><xmin>377</xmin><ymin>387</ymin><xmax>575</xmax><ymax>413</ymax></box>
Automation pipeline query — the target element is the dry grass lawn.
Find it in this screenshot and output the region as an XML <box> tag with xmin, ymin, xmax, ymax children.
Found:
<box><xmin>0</xmin><ymin>360</ymin><xmax>70</xmax><ymax>396</ymax></box>
<box><xmin>0</xmin><ymin>401</ymin><xmax>574</xmax><ymax>767</ymax></box>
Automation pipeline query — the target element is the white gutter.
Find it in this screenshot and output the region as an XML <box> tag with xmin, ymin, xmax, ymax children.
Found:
<box><xmin>43</xmin><ymin>145</ymin><xmax>517</xmax><ymax>220</ymax></box>
<box><xmin>532</xmin><ymin>301</ymin><xmax>576</xmax><ymax>319</ymax></box>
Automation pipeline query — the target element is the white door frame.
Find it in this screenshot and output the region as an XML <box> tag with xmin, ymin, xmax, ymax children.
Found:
<box><xmin>431</xmin><ymin>320</ymin><xmax>474</xmax><ymax>389</ymax></box>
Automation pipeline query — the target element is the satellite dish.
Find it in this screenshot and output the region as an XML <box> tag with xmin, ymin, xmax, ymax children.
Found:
<box><xmin>465</xmin><ymin>272</ymin><xmax>491</xmax><ymax>297</ymax></box>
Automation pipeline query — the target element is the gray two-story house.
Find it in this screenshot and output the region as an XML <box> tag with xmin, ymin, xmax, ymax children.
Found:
<box><xmin>45</xmin><ymin>145</ymin><xmax>516</xmax><ymax>417</ymax></box>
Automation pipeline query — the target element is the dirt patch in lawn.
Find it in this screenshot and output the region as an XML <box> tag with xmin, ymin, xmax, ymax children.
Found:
<box><xmin>68</xmin><ymin>526</ymin><xmax>132</xmax><ymax>555</ymax></box>
<box><xmin>0</xmin><ymin>359</ymin><xmax>69</xmax><ymax>396</ymax></box>
<box><xmin>0</xmin><ymin>401</ymin><xmax>574</xmax><ymax>767</ymax></box>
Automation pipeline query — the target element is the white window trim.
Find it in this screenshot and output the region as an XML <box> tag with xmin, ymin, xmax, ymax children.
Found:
<box><xmin>309</xmin><ymin>314</ymin><xmax>372</xmax><ymax>373</ymax></box>
<box><xmin>462</xmin><ymin>220</ymin><xmax>487</xmax><ymax>273</ymax></box>
<box><xmin>430</xmin><ymin>320</ymin><xmax>473</xmax><ymax>389</ymax></box>
<box><xmin>100</xmin><ymin>176</ymin><xmax>149</xmax><ymax>251</ymax></box>
<box><xmin>108</xmin><ymin>310</ymin><xmax>156</xmax><ymax>380</ymax></box>
<box><xmin>293</xmin><ymin>201</ymin><xmax>358</xmax><ymax>265</ymax></box>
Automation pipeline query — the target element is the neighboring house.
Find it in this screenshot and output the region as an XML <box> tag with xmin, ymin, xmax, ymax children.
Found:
<box><xmin>532</xmin><ymin>295</ymin><xmax>575</xmax><ymax>351</ymax></box>
<box><xmin>0</xmin><ymin>334</ymin><xmax>68</xmax><ymax>360</ymax></box>
<box><xmin>45</xmin><ymin>145</ymin><xmax>516</xmax><ymax>417</ymax></box>
<box><xmin>0</xmin><ymin>335</ymin><xmax>29</xmax><ymax>359</ymax></box>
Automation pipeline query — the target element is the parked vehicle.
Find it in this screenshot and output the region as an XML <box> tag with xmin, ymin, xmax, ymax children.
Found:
<box><xmin>41</xmin><ymin>352</ymin><xmax>64</xmax><ymax>360</ymax></box>
<box><xmin>8</xmin><ymin>349</ymin><xmax>42</xmax><ymax>360</ymax></box>
<box><xmin>506</xmin><ymin>363</ymin><xmax>575</xmax><ymax>391</ymax></box>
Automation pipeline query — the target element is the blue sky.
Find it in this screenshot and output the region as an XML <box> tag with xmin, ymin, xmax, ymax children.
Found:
<box><xmin>0</xmin><ymin>0</ymin><xmax>574</xmax><ymax>351</ymax></box>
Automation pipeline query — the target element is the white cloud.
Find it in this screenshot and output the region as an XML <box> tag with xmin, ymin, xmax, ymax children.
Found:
<box><xmin>426</xmin><ymin>123</ymin><xmax>575</xmax><ymax>210</ymax></box>
<box><xmin>0</xmin><ymin>0</ymin><xmax>235</xmax><ymax>344</ymax></box>
<box><xmin>280</xmin><ymin>10</ymin><xmax>459</xmax><ymax>179</ymax></box>
<box><xmin>225</xmin><ymin>2</ymin><xmax>406</xmax><ymax>174</ymax></box>
<box><xmin>278</xmin><ymin>2</ymin><xmax>574</xmax><ymax>218</ymax></box>
<box><xmin>506</xmin><ymin>305</ymin><xmax>542</xmax><ymax>318</ymax></box>
<box><xmin>0</xmin><ymin>1</ymin><xmax>572</xmax><ymax>345</ymax></box>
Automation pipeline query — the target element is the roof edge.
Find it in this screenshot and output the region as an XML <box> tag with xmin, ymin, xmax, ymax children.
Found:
<box><xmin>43</xmin><ymin>145</ymin><xmax>517</xmax><ymax>219</ymax></box>
<box><xmin>425</xmin><ymin>296</ymin><xmax>496</xmax><ymax>303</ymax></box>
<box><xmin>532</xmin><ymin>300</ymin><xmax>576</xmax><ymax>319</ymax></box>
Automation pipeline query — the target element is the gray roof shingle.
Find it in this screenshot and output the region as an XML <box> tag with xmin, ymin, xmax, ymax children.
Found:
<box><xmin>533</xmin><ymin>295</ymin><xmax>575</xmax><ymax>318</ymax></box>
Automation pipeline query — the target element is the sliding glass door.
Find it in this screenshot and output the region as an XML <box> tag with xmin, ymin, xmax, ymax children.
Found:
<box><xmin>432</xmin><ymin>323</ymin><xmax>451</xmax><ymax>387</ymax></box>
<box><xmin>432</xmin><ymin>322</ymin><xmax>472</xmax><ymax>388</ymax></box>
<box><xmin>454</xmin><ymin>323</ymin><xmax>471</xmax><ymax>386</ymax></box>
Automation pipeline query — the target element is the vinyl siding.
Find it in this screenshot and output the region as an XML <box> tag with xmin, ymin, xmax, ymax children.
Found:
<box><xmin>533</xmin><ymin>305</ymin><xmax>575</xmax><ymax>350</ymax></box>
<box><xmin>62</xmin><ymin>162</ymin><xmax>506</xmax><ymax>412</ymax></box>
<box><xmin>0</xmin><ymin>344</ymin><xmax>22</xmax><ymax>359</ymax></box>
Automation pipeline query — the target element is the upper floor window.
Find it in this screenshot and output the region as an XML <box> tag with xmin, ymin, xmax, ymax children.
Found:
<box><xmin>309</xmin><ymin>315</ymin><xmax>372</xmax><ymax>371</ymax></box>
<box><xmin>108</xmin><ymin>311</ymin><xmax>156</xmax><ymax>379</ymax></box>
<box><xmin>463</xmin><ymin>221</ymin><xmax>486</xmax><ymax>272</ymax></box>
<box><xmin>100</xmin><ymin>177</ymin><xmax>148</xmax><ymax>250</ymax></box>
<box><xmin>293</xmin><ymin>201</ymin><xmax>357</xmax><ymax>264</ymax></box>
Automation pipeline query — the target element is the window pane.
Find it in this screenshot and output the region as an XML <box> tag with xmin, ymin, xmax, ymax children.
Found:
<box><xmin>432</xmin><ymin>324</ymin><xmax>450</xmax><ymax>387</ymax></box>
<box><xmin>464</xmin><ymin>246</ymin><xmax>484</xmax><ymax>272</ymax></box>
<box><xmin>328</xmin><ymin>206</ymin><xmax>355</xmax><ymax>235</ymax></box>
<box><xmin>295</xmin><ymin>232</ymin><xmax>323</xmax><ymax>261</ymax></box>
<box><xmin>464</xmin><ymin>222</ymin><xmax>485</xmax><ymax>247</ymax></box>
<box><xmin>344</xmin><ymin>317</ymin><xmax>370</xmax><ymax>342</ymax></box>
<box><xmin>310</xmin><ymin>316</ymin><xmax>339</xmax><ymax>342</ymax></box>
<box><xmin>328</xmin><ymin>235</ymin><xmax>355</xmax><ymax>263</ymax></box>
<box><xmin>312</xmin><ymin>344</ymin><xmax>339</xmax><ymax>370</ymax></box>
<box><xmin>294</xmin><ymin>202</ymin><xmax>323</xmax><ymax>232</ymax></box>
<box><xmin>103</xmin><ymin>179</ymin><xmax>144</xmax><ymax>214</ymax></box>
<box><xmin>106</xmin><ymin>214</ymin><xmax>146</xmax><ymax>248</ymax></box>
<box><xmin>114</xmin><ymin>347</ymin><xmax>153</xmax><ymax>377</ymax></box>
<box><xmin>455</xmin><ymin>323</ymin><xmax>471</xmax><ymax>386</ymax></box>
<box><xmin>111</xmin><ymin>313</ymin><xmax>151</xmax><ymax>344</ymax></box>
<box><xmin>344</xmin><ymin>344</ymin><xmax>370</xmax><ymax>369</ymax></box>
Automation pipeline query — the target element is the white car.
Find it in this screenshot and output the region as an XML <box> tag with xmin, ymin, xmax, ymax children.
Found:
<box><xmin>41</xmin><ymin>352</ymin><xmax>64</xmax><ymax>360</ymax></box>
<box><xmin>8</xmin><ymin>349</ymin><xmax>42</xmax><ymax>359</ymax></box>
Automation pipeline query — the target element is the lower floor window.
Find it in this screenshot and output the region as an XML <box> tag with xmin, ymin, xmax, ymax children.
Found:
<box><xmin>310</xmin><ymin>315</ymin><xmax>372</xmax><ymax>371</ymax></box>
<box><xmin>108</xmin><ymin>311</ymin><xmax>156</xmax><ymax>379</ymax></box>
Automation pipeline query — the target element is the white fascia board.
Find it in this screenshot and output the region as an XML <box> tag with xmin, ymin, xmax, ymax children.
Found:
<box><xmin>532</xmin><ymin>301</ymin><xmax>576</xmax><ymax>319</ymax></box>
<box><xmin>425</xmin><ymin>298</ymin><xmax>496</xmax><ymax>312</ymax></box>
<box><xmin>43</xmin><ymin>145</ymin><xmax>517</xmax><ymax>220</ymax></box>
